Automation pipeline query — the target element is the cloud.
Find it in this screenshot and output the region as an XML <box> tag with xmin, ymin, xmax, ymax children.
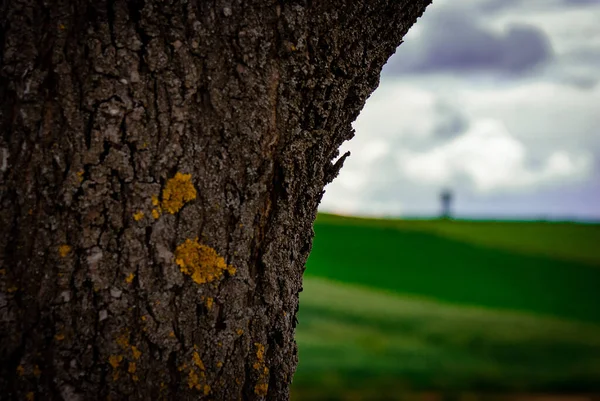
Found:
<box><xmin>397</xmin><ymin>119</ymin><xmax>593</xmax><ymax>194</ymax></box>
<box><xmin>319</xmin><ymin>77</ymin><xmax>599</xmax><ymax>218</ymax></box>
<box><xmin>561</xmin><ymin>0</ymin><xmax>600</xmax><ymax>6</ymax></box>
<box><xmin>320</xmin><ymin>0</ymin><xmax>600</xmax><ymax>220</ymax></box>
<box><xmin>384</xmin><ymin>6</ymin><xmax>553</xmax><ymax>76</ymax></box>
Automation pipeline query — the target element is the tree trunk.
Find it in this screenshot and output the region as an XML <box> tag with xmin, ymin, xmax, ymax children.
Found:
<box><xmin>0</xmin><ymin>0</ymin><xmax>430</xmax><ymax>399</ymax></box>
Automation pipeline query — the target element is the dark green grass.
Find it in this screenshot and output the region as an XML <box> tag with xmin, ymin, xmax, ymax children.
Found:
<box><xmin>292</xmin><ymin>215</ymin><xmax>600</xmax><ymax>399</ymax></box>
<box><xmin>314</xmin><ymin>213</ymin><xmax>600</xmax><ymax>266</ymax></box>
<box><xmin>293</xmin><ymin>278</ymin><xmax>600</xmax><ymax>399</ymax></box>
<box><xmin>305</xmin><ymin>215</ymin><xmax>600</xmax><ymax>323</ymax></box>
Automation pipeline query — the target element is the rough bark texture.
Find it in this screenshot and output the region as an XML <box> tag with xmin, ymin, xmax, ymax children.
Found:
<box><xmin>0</xmin><ymin>0</ymin><xmax>431</xmax><ymax>399</ymax></box>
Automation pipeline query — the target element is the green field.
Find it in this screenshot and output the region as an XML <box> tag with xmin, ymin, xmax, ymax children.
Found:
<box><xmin>292</xmin><ymin>214</ymin><xmax>600</xmax><ymax>399</ymax></box>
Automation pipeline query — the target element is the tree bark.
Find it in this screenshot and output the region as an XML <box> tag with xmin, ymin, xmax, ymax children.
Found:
<box><xmin>0</xmin><ymin>0</ymin><xmax>430</xmax><ymax>399</ymax></box>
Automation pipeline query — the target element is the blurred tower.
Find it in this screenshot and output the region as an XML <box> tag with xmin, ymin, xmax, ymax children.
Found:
<box><xmin>440</xmin><ymin>189</ymin><xmax>453</xmax><ymax>219</ymax></box>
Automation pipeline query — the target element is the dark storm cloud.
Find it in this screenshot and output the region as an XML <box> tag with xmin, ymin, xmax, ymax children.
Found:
<box><xmin>384</xmin><ymin>8</ymin><xmax>553</xmax><ymax>76</ymax></box>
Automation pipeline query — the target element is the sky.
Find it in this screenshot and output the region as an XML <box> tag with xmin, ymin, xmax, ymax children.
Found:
<box><xmin>319</xmin><ymin>0</ymin><xmax>600</xmax><ymax>221</ymax></box>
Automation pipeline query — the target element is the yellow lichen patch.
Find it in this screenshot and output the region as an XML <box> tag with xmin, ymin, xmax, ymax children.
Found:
<box><xmin>125</xmin><ymin>273</ymin><xmax>135</xmax><ymax>284</ymax></box>
<box><xmin>116</xmin><ymin>330</ymin><xmax>130</xmax><ymax>349</ymax></box>
<box><xmin>151</xmin><ymin>208</ymin><xmax>161</xmax><ymax>219</ymax></box>
<box><xmin>26</xmin><ymin>392</ymin><xmax>35</xmax><ymax>401</ymax></box>
<box><xmin>236</xmin><ymin>329</ymin><xmax>244</xmax><ymax>336</ymax></box>
<box><xmin>33</xmin><ymin>364</ymin><xmax>41</xmax><ymax>377</ymax></box>
<box><xmin>216</xmin><ymin>361</ymin><xmax>223</xmax><ymax>368</ymax></box>
<box><xmin>133</xmin><ymin>211</ymin><xmax>144</xmax><ymax>221</ymax></box>
<box><xmin>128</xmin><ymin>362</ymin><xmax>136</xmax><ymax>374</ymax></box>
<box><xmin>255</xmin><ymin>383</ymin><xmax>268</xmax><ymax>396</ymax></box>
<box><xmin>0</xmin><ymin>269</ymin><xmax>6</xmax><ymax>275</ymax></box>
<box><xmin>204</xmin><ymin>297</ymin><xmax>214</xmax><ymax>310</ymax></box>
<box><xmin>175</xmin><ymin>238</ymin><xmax>235</xmax><ymax>285</ymax></box>
<box><xmin>109</xmin><ymin>355</ymin><xmax>123</xmax><ymax>369</ymax></box>
<box><xmin>188</xmin><ymin>370</ymin><xmax>201</xmax><ymax>390</ymax></box>
<box><xmin>255</xmin><ymin>343</ymin><xmax>265</xmax><ymax>361</ymax></box>
<box><xmin>55</xmin><ymin>333</ymin><xmax>65</xmax><ymax>341</ymax></box>
<box><xmin>161</xmin><ymin>172</ymin><xmax>197</xmax><ymax>214</ymax></box>
<box><xmin>7</xmin><ymin>286</ymin><xmax>18</xmax><ymax>293</ymax></box>
<box><xmin>181</xmin><ymin>351</ymin><xmax>210</xmax><ymax>393</ymax></box>
<box><xmin>16</xmin><ymin>365</ymin><xmax>25</xmax><ymax>376</ymax></box>
<box><xmin>192</xmin><ymin>351</ymin><xmax>205</xmax><ymax>371</ymax></box>
<box><xmin>76</xmin><ymin>170</ymin><xmax>84</xmax><ymax>183</ymax></box>
<box><xmin>131</xmin><ymin>346</ymin><xmax>142</xmax><ymax>360</ymax></box>
<box><xmin>169</xmin><ymin>331</ymin><xmax>176</xmax><ymax>338</ymax></box>
<box><xmin>151</xmin><ymin>195</ymin><xmax>160</xmax><ymax>206</ymax></box>
<box><xmin>253</xmin><ymin>343</ymin><xmax>269</xmax><ymax>396</ymax></box>
<box><xmin>58</xmin><ymin>245</ymin><xmax>71</xmax><ymax>258</ymax></box>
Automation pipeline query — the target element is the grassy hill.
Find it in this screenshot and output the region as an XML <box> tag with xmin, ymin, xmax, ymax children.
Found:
<box><xmin>292</xmin><ymin>214</ymin><xmax>600</xmax><ymax>399</ymax></box>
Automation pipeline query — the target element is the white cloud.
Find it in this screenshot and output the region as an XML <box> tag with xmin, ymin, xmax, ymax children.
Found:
<box><xmin>397</xmin><ymin>119</ymin><xmax>592</xmax><ymax>193</ymax></box>
<box><xmin>319</xmin><ymin>0</ymin><xmax>600</xmax><ymax>219</ymax></box>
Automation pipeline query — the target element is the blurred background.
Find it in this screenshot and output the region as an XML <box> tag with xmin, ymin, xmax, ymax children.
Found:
<box><xmin>291</xmin><ymin>0</ymin><xmax>600</xmax><ymax>400</ymax></box>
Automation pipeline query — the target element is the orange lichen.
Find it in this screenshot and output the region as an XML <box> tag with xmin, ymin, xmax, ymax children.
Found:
<box><xmin>131</xmin><ymin>346</ymin><xmax>142</xmax><ymax>360</ymax></box>
<box><xmin>16</xmin><ymin>365</ymin><xmax>24</xmax><ymax>376</ymax></box>
<box><xmin>161</xmin><ymin>172</ymin><xmax>197</xmax><ymax>214</ymax></box>
<box><xmin>116</xmin><ymin>331</ymin><xmax>129</xmax><ymax>349</ymax></box>
<box><xmin>33</xmin><ymin>364</ymin><xmax>41</xmax><ymax>377</ymax></box>
<box><xmin>58</xmin><ymin>245</ymin><xmax>71</xmax><ymax>258</ymax></box>
<box><xmin>109</xmin><ymin>355</ymin><xmax>123</xmax><ymax>369</ymax></box>
<box><xmin>125</xmin><ymin>273</ymin><xmax>135</xmax><ymax>284</ymax></box>
<box><xmin>216</xmin><ymin>361</ymin><xmax>223</xmax><ymax>368</ymax></box>
<box><xmin>128</xmin><ymin>362</ymin><xmax>136</xmax><ymax>374</ymax></box>
<box><xmin>55</xmin><ymin>333</ymin><xmax>65</xmax><ymax>341</ymax></box>
<box><xmin>187</xmin><ymin>370</ymin><xmax>201</xmax><ymax>390</ymax></box>
<box><xmin>236</xmin><ymin>329</ymin><xmax>244</xmax><ymax>336</ymax></box>
<box><xmin>255</xmin><ymin>383</ymin><xmax>268</xmax><ymax>396</ymax></box>
<box><xmin>169</xmin><ymin>331</ymin><xmax>176</xmax><ymax>338</ymax></box>
<box><xmin>151</xmin><ymin>208</ymin><xmax>161</xmax><ymax>219</ymax></box>
<box><xmin>26</xmin><ymin>392</ymin><xmax>35</xmax><ymax>401</ymax></box>
<box><xmin>204</xmin><ymin>297</ymin><xmax>214</xmax><ymax>310</ymax></box>
<box><xmin>179</xmin><ymin>350</ymin><xmax>210</xmax><ymax>393</ymax></box>
<box><xmin>7</xmin><ymin>286</ymin><xmax>18</xmax><ymax>293</ymax></box>
<box><xmin>0</xmin><ymin>269</ymin><xmax>6</xmax><ymax>275</ymax></box>
<box><xmin>255</xmin><ymin>343</ymin><xmax>265</xmax><ymax>361</ymax></box>
<box><xmin>175</xmin><ymin>238</ymin><xmax>236</xmax><ymax>284</ymax></box>
<box><xmin>133</xmin><ymin>211</ymin><xmax>144</xmax><ymax>221</ymax></box>
<box><xmin>76</xmin><ymin>170</ymin><xmax>84</xmax><ymax>183</ymax></box>
<box><xmin>192</xmin><ymin>351</ymin><xmax>205</xmax><ymax>371</ymax></box>
<box><xmin>253</xmin><ymin>343</ymin><xmax>269</xmax><ymax>395</ymax></box>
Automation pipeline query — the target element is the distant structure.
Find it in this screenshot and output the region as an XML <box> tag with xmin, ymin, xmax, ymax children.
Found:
<box><xmin>440</xmin><ymin>189</ymin><xmax>453</xmax><ymax>219</ymax></box>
